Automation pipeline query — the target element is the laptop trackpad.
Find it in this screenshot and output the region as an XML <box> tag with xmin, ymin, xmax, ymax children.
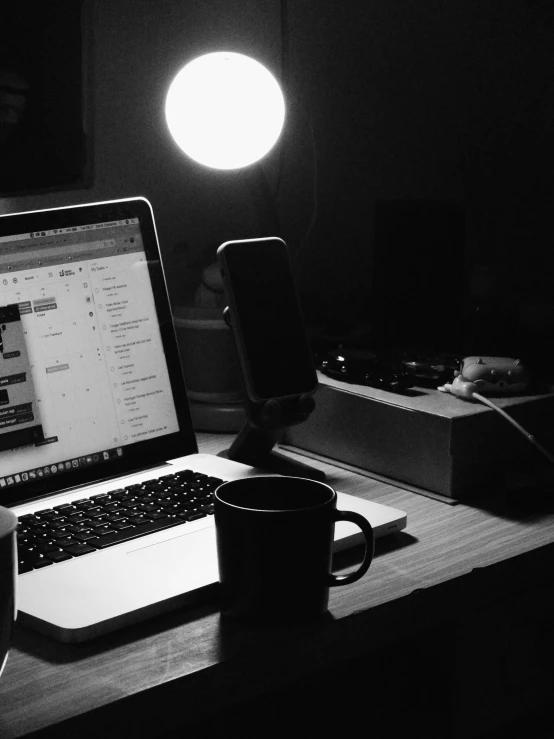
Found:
<box><xmin>127</xmin><ymin>527</ymin><xmax>219</xmax><ymax>585</ymax></box>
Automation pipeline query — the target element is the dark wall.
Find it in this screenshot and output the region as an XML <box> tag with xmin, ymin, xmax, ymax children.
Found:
<box><xmin>0</xmin><ymin>2</ymin><xmax>87</xmax><ymax>196</ymax></box>
<box><xmin>282</xmin><ymin>1</ymin><xmax>552</xmax><ymax>365</ymax></box>
<box><xmin>1</xmin><ymin>0</ymin><xmax>551</xmax><ymax>366</ymax></box>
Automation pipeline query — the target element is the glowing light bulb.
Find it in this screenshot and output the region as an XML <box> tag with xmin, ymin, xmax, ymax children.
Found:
<box><xmin>165</xmin><ymin>52</ymin><xmax>285</xmax><ymax>170</ymax></box>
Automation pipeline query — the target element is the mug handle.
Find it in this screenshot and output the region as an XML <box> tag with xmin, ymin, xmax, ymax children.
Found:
<box><xmin>327</xmin><ymin>510</ymin><xmax>374</xmax><ymax>587</ymax></box>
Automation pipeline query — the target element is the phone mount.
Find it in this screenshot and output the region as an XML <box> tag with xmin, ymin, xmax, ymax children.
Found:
<box><xmin>219</xmin><ymin>394</ymin><xmax>326</xmax><ymax>481</ymax></box>
<box><xmin>218</xmin><ymin>310</ymin><xmax>326</xmax><ymax>481</ymax></box>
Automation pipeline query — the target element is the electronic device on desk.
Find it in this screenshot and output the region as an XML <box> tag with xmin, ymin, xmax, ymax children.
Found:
<box><xmin>217</xmin><ymin>237</ymin><xmax>325</xmax><ymax>480</ymax></box>
<box><xmin>320</xmin><ymin>346</ymin><xmax>414</xmax><ymax>393</ymax></box>
<box><xmin>317</xmin><ymin>344</ymin><xmax>461</xmax><ymax>393</ymax></box>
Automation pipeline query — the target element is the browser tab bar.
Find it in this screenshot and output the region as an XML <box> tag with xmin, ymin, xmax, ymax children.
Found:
<box><xmin>0</xmin><ymin>217</ymin><xmax>139</xmax><ymax>244</ymax></box>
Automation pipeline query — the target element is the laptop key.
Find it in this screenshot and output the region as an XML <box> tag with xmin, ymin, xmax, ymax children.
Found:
<box><xmin>42</xmin><ymin>512</ymin><xmax>66</xmax><ymax>522</ymax></box>
<box><xmin>200</xmin><ymin>504</ymin><xmax>215</xmax><ymax>514</ymax></box>
<box><xmin>65</xmin><ymin>524</ymin><xmax>92</xmax><ymax>534</ymax></box>
<box><xmin>45</xmin><ymin>550</ymin><xmax>73</xmax><ymax>564</ymax></box>
<box><xmin>67</xmin><ymin>512</ymin><xmax>92</xmax><ymax>522</ymax></box>
<box><xmin>87</xmin><ymin>508</ymin><xmax>107</xmax><ymax>519</ymax></box>
<box><xmin>182</xmin><ymin>511</ymin><xmax>207</xmax><ymax>522</ymax></box>
<box><xmin>18</xmin><ymin>560</ymin><xmax>35</xmax><ymax>574</ymax></box>
<box><xmin>49</xmin><ymin>520</ymin><xmax>70</xmax><ymax>530</ymax></box>
<box><xmin>93</xmin><ymin>525</ymin><xmax>117</xmax><ymax>536</ymax></box>
<box><xmin>74</xmin><ymin>531</ymin><xmax>98</xmax><ymax>541</ymax></box>
<box><xmin>109</xmin><ymin>520</ymin><xmax>134</xmax><ymax>530</ymax></box>
<box><xmin>18</xmin><ymin>514</ymin><xmax>36</xmax><ymax>523</ymax></box>
<box><xmin>75</xmin><ymin>501</ymin><xmax>98</xmax><ymax>511</ymax></box>
<box><xmin>127</xmin><ymin>514</ymin><xmax>150</xmax><ymax>525</ymax></box>
<box><xmin>63</xmin><ymin>543</ymin><xmax>97</xmax><ymax>557</ymax></box>
<box><xmin>36</xmin><ymin>543</ymin><xmax>62</xmax><ymax>554</ymax></box>
<box><xmin>56</xmin><ymin>537</ymin><xmax>81</xmax><ymax>548</ymax></box>
<box><xmin>33</xmin><ymin>558</ymin><xmax>55</xmax><ymax>569</ymax></box>
<box><xmin>19</xmin><ymin>555</ymin><xmax>53</xmax><ymax>571</ymax></box>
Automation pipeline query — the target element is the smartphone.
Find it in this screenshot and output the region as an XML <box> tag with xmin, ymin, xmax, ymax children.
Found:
<box><xmin>217</xmin><ymin>237</ymin><xmax>318</xmax><ymax>403</ymax></box>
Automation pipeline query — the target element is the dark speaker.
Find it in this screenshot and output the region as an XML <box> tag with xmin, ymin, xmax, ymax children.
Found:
<box><xmin>371</xmin><ymin>200</ymin><xmax>466</xmax><ymax>353</ymax></box>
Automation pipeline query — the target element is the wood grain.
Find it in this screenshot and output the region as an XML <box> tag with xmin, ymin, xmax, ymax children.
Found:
<box><xmin>1</xmin><ymin>434</ymin><xmax>553</xmax><ymax>738</ymax></box>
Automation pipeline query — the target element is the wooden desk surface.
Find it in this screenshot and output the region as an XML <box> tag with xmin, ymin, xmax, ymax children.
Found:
<box><xmin>1</xmin><ymin>434</ymin><xmax>553</xmax><ymax>738</ymax></box>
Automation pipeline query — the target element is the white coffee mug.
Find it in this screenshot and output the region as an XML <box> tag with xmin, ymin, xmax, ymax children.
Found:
<box><xmin>0</xmin><ymin>506</ymin><xmax>17</xmax><ymax>679</ymax></box>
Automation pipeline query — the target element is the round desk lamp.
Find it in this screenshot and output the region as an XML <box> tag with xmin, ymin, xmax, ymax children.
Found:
<box><xmin>166</xmin><ymin>51</ymin><xmax>285</xmax><ymax>170</ymax></box>
<box><xmin>165</xmin><ymin>52</ymin><xmax>286</xmax><ymax>432</ymax></box>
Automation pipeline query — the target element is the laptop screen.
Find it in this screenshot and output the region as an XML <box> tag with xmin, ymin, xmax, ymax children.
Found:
<box><xmin>0</xmin><ymin>198</ymin><xmax>196</xmax><ymax>505</ymax></box>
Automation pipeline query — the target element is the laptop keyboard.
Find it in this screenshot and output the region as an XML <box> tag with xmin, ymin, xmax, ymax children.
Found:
<box><xmin>16</xmin><ymin>470</ymin><xmax>223</xmax><ymax>574</ymax></box>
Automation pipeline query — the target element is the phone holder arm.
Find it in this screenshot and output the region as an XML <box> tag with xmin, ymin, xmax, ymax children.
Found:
<box><xmin>221</xmin><ymin>394</ymin><xmax>326</xmax><ymax>481</ymax></box>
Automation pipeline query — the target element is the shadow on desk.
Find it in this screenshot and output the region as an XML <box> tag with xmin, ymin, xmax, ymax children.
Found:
<box><xmin>13</xmin><ymin>597</ymin><xmax>222</xmax><ymax>664</ymax></box>
<box><xmin>333</xmin><ymin>530</ymin><xmax>417</xmax><ymax>572</ymax></box>
<box><xmin>463</xmin><ymin>484</ymin><xmax>554</xmax><ymax>523</ymax></box>
<box><xmin>14</xmin><ymin>531</ymin><xmax>417</xmax><ymax>665</ymax></box>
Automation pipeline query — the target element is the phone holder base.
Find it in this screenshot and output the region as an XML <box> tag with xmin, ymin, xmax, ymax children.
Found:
<box><xmin>218</xmin><ymin>445</ymin><xmax>326</xmax><ymax>481</ymax></box>
<box><xmin>218</xmin><ymin>395</ymin><xmax>326</xmax><ymax>481</ymax></box>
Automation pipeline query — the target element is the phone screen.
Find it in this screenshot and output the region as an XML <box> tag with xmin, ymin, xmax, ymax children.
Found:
<box><xmin>219</xmin><ymin>238</ymin><xmax>317</xmax><ymax>401</ymax></box>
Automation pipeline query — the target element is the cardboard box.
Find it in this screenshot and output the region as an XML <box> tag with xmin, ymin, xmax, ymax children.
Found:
<box><xmin>284</xmin><ymin>373</ymin><xmax>554</xmax><ymax>500</ymax></box>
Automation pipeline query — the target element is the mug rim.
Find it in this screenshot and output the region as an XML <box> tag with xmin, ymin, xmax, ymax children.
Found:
<box><xmin>215</xmin><ymin>475</ymin><xmax>336</xmax><ymax>513</ymax></box>
<box><xmin>0</xmin><ymin>506</ymin><xmax>18</xmax><ymax>539</ymax></box>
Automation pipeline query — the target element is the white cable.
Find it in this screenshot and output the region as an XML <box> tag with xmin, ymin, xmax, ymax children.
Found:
<box><xmin>472</xmin><ymin>392</ymin><xmax>554</xmax><ymax>467</ymax></box>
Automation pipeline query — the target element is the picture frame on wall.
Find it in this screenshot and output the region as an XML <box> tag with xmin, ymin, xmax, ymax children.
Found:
<box><xmin>0</xmin><ymin>0</ymin><xmax>92</xmax><ymax>197</ymax></box>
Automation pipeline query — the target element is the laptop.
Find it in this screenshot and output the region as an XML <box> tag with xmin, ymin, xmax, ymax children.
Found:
<box><xmin>0</xmin><ymin>197</ymin><xmax>407</xmax><ymax>642</ymax></box>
